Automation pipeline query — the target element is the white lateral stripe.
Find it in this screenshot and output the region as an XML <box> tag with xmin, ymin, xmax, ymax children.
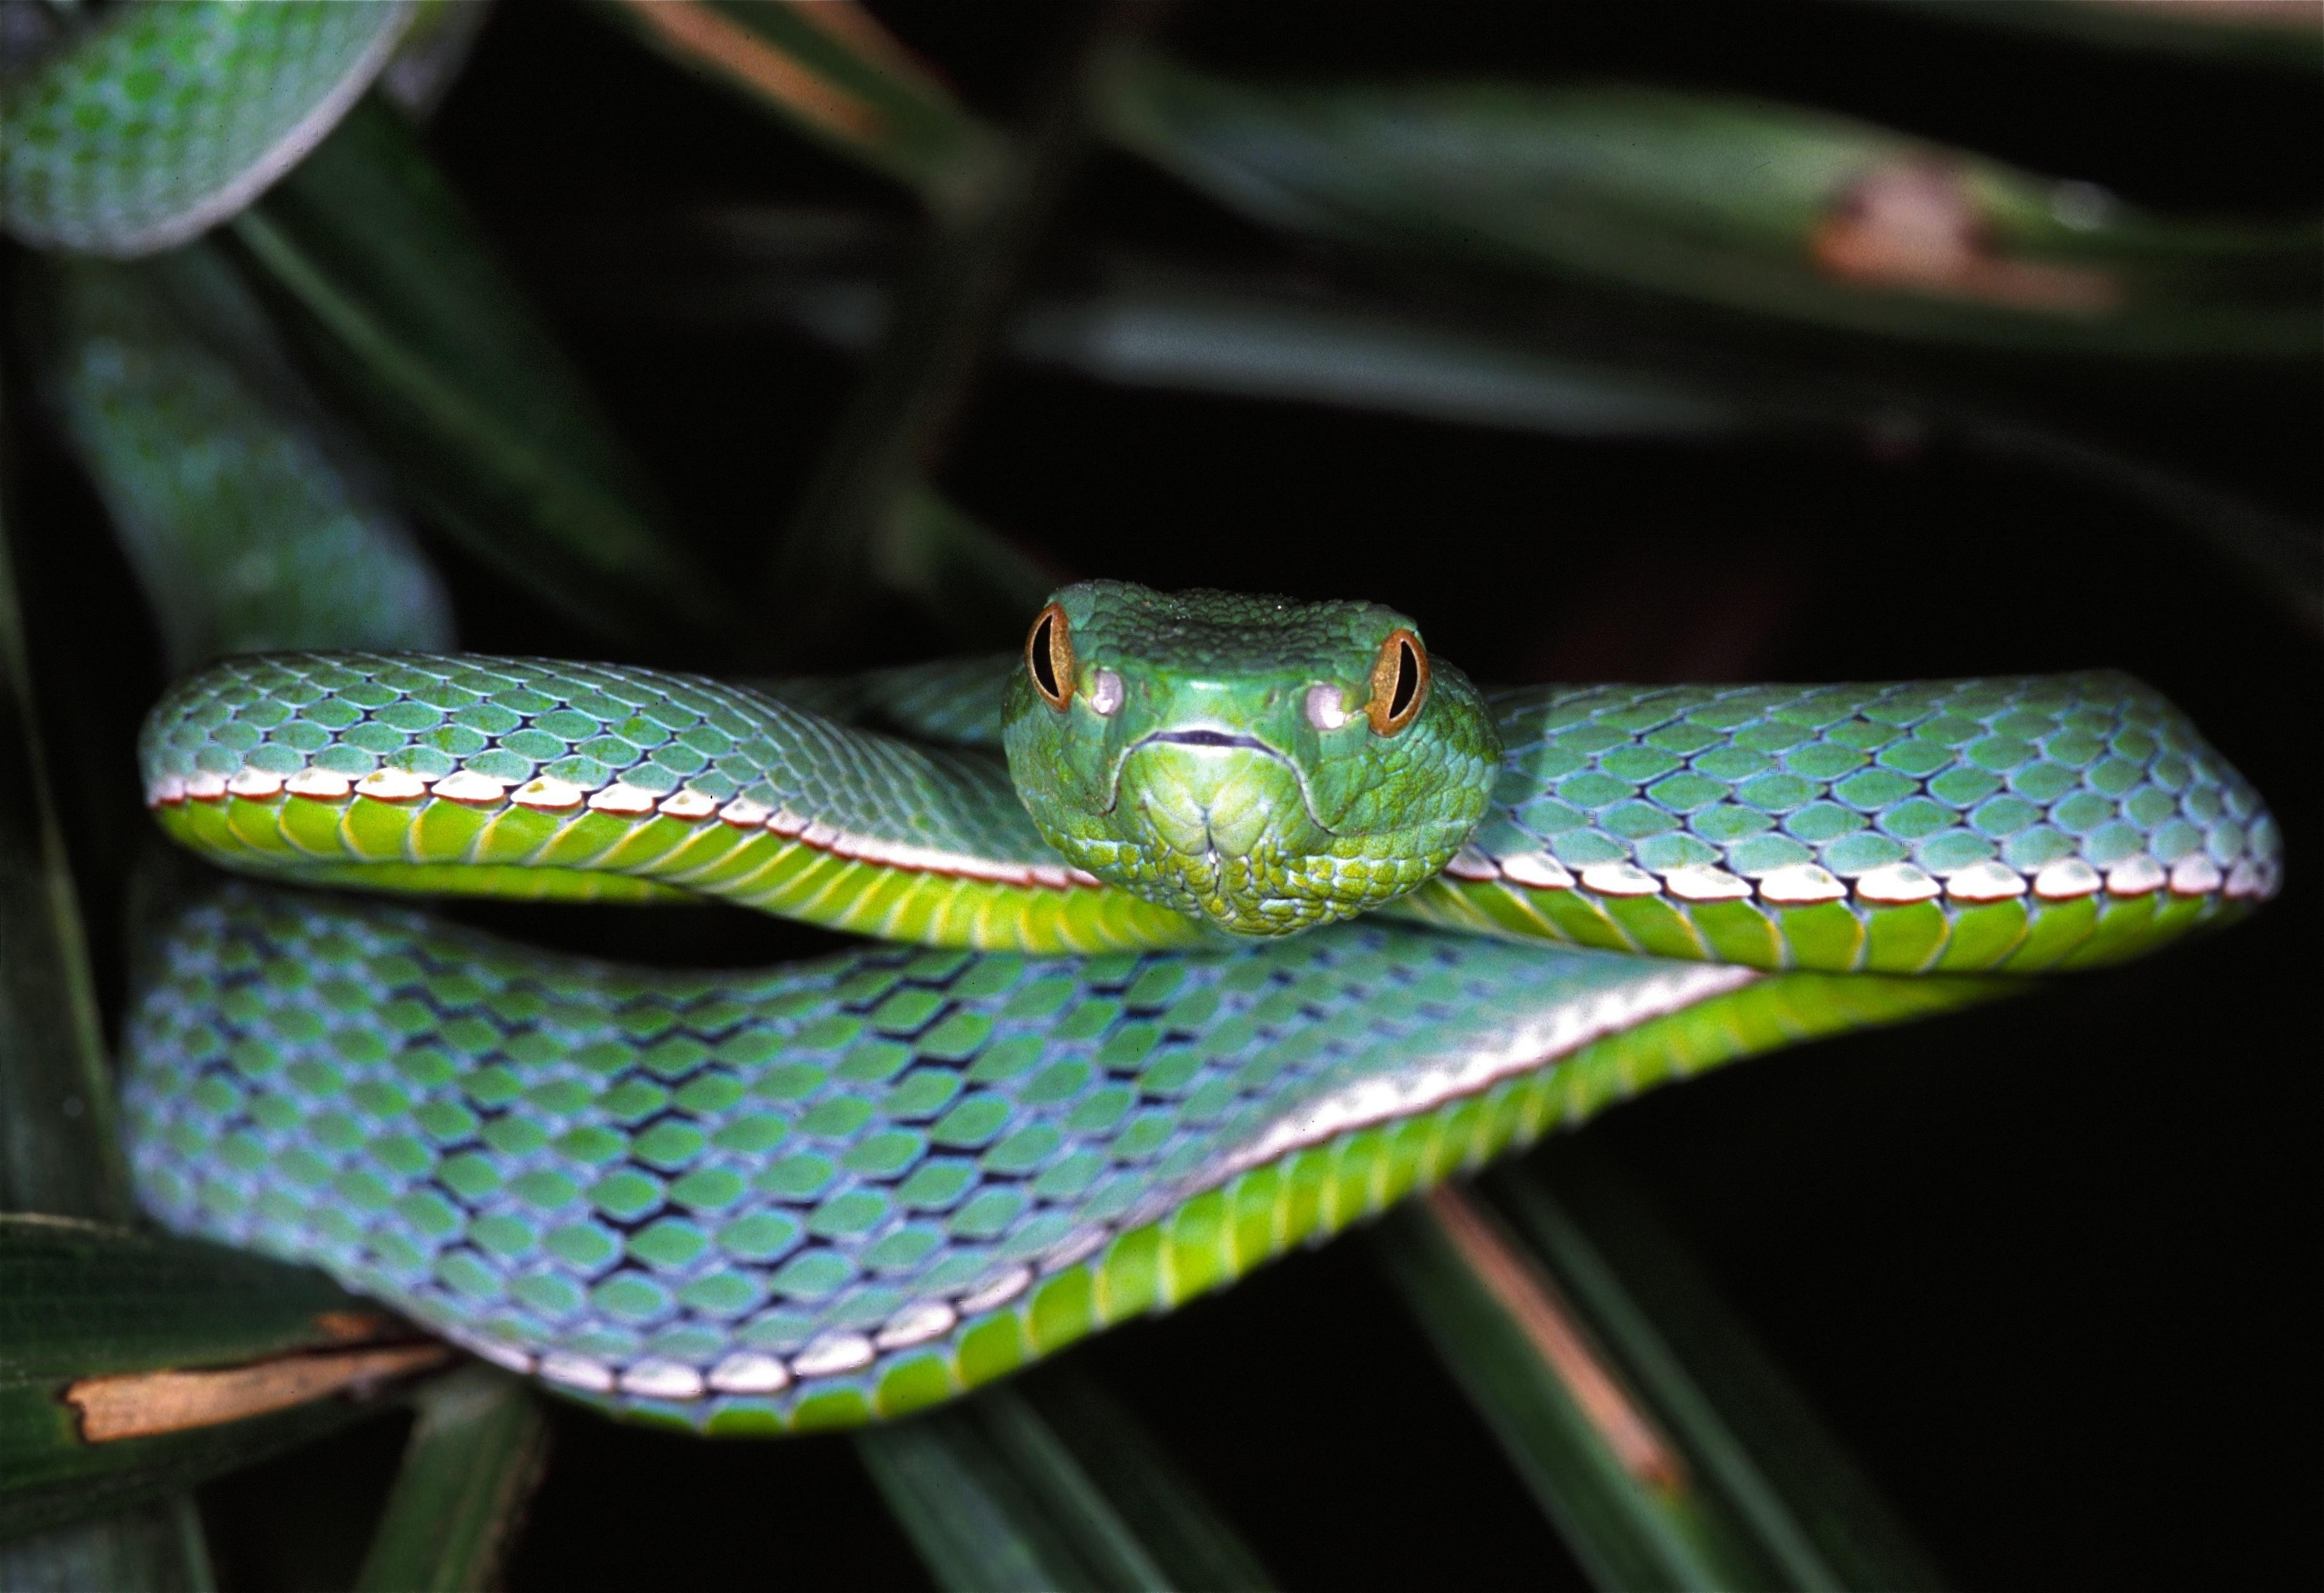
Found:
<box><xmin>752</xmin><ymin>812</ymin><xmax>1088</xmax><ymax>890</ymax></box>
<box><xmin>2105</xmin><ymin>856</ymin><xmax>2165</xmax><ymax>896</ymax></box>
<box><xmin>225</xmin><ymin>768</ymin><xmax>284</xmax><ymax>799</ymax></box>
<box><xmin>1757</xmin><ymin>863</ymin><xmax>1846</xmax><ymax>905</ymax></box>
<box><xmin>956</xmin><ymin>1264</ymin><xmax>1033</xmax><ymax>1316</ymax></box>
<box><xmin>354</xmin><ymin>768</ymin><xmax>427</xmax><ymax>801</ymax></box>
<box><xmin>658</xmin><ymin>789</ymin><xmax>719</xmax><ymax>820</ymax></box>
<box><xmin>150</xmin><ymin>774</ymin><xmax>188</xmax><ymax>806</ymax></box>
<box><xmin>431</xmin><ymin>769</ymin><xmax>507</xmax><ymax>805</ymax></box>
<box><xmin>587</xmin><ymin>783</ymin><xmax>657</xmax><ymax>815</ymax></box>
<box><xmin>285</xmin><ymin>768</ymin><xmax>353</xmax><ymax>800</ymax></box>
<box><xmin>707</xmin><ymin>1352</ymin><xmax>790</xmax><ymax>1395</ymax></box>
<box><xmin>438</xmin><ymin>1324</ymin><xmax>533</xmax><ymax>1375</ymax></box>
<box><xmin>2032</xmin><ymin>859</ymin><xmax>2102</xmax><ymax>900</ymax></box>
<box><xmin>873</xmin><ymin>1301</ymin><xmax>959</xmax><ymax>1352</ymax></box>
<box><xmin>618</xmin><ymin>1358</ymin><xmax>706</xmax><ymax>1400</ymax></box>
<box><xmin>538</xmin><ymin>1350</ymin><xmax>616</xmax><ymax>1393</ymax></box>
<box><xmin>1207</xmin><ymin>963</ymin><xmax>1756</xmax><ymax>1188</ymax></box>
<box><xmin>718</xmin><ymin>797</ymin><xmax>772</xmax><ymax>827</ymax></box>
<box><xmin>2168</xmin><ymin>855</ymin><xmax>2222</xmax><ymax>896</ymax></box>
<box><xmin>1664</xmin><ymin>865</ymin><xmax>1751</xmax><ymax>902</ymax></box>
<box><xmin>1580</xmin><ymin>862</ymin><xmax>1659</xmax><ymax>897</ymax></box>
<box><xmin>1499</xmin><ymin>851</ymin><xmax>1576</xmax><ymax>890</ymax></box>
<box><xmin>510</xmin><ymin>776</ymin><xmax>585</xmax><ymax>811</ymax></box>
<box><xmin>1945</xmin><ymin>861</ymin><xmax>2027</xmax><ymax>902</ymax></box>
<box><xmin>789</xmin><ymin>1333</ymin><xmax>876</xmax><ymax>1379</ymax></box>
<box><xmin>1442</xmin><ymin>844</ymin><xmax>1502</xmax><ymax>882</ymax></box>
<box><xmin>1038</xmin><ymin>1225</ymin><xmax>1111</xmax><ymax>1274</ymax></box>
<box><xmin>1856</xmin><ymin>862</ymin><xmax>1940</xmax><ymax>904</ymax></box>
<box><xmin>186</xmin><ymin>771</ymin><xmax>227</xmax><ymax>800</ymax></box>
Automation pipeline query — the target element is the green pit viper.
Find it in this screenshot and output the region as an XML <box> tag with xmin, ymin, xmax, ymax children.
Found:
<box><xmin>126</xmin><ymin>584</ymin><xmax>2279</xmax><ymax>1434</ymax></box>
<box><xmin>3</xmin><ymin>0</ymin><xmax>2283</xmax><ymax>1438</ymax></box>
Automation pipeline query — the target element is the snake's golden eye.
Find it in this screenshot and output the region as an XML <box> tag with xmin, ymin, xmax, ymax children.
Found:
<box><xmin>1366</xmin><ymin>628</ymin><xmax>1428</xmax><ymax>736</ymax></box>
<box><xmin>1027</xmin><ymin>602</ymin><xmax>1075</xmax><ymax>711</ymax></box>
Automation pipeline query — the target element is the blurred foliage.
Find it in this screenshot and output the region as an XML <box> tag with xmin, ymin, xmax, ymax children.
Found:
<box><xmin>1102</xmin><ymin>61</ymin><xmax>2319</xmax><ymax>358</ymax></box>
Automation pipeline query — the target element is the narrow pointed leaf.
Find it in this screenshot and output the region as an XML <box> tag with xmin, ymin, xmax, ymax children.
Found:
<box><xmin>1023</xmin><ymin>1369</ymin><xmax>1275</xmax><ymax>1592</ymax></box>
<box><xmin>589</xmin><ymin>0</ymin><xmax>1003</xmax><ymax>207</ymax></box>
<box><xmin>0</xmin><ymin>1497</ymin><xmax>216</xmax><ymax>1593</ymax></box>
<box><xmin>234</xmin><ymin>98</ymin><xmax>725</xmax><ymax>644</ymax></box>
<box><xmin>0</xmin><ymin>362</ymin><xmax>219</xmax><ymax>1593</ymax></box>
<box><xmin>874</xmin><ymin>486</ymin><xmax>1059</xmax><ymax>648</ymax></box>
<box><xmin>857</xmin><ymin>1393</ymin><xmax>1120</xmax><ymax>1593</ymax></box>
<box><xmin>1380</xmin><ymin>1168</ymin><xmax>1944</xmax><ymax>1591</ymax></box>
<box><xmin>859</xmin><ymin>1375</ymin><xmax>1266</xmax><ymax>1593</ymax></box>
<box><xmin>1486</xmin><ymin>1146</ymin><xmax>1944</xmax><ymax>1589</ymax></box>
<box><xmin>0</xmin><ymin>372</ymin><xmax>122</xmax><ymax>1221</ymax></box>
<box><xmin>1102</xmin><ymin>60</ymin><xmax>2321</xmax><ymax>357</ymax></box>
<box><xmin>0</xmin><ymin>1216</ymin><xmax>449</xmax><ymax>1539</ymax></box>
<box><xmin>1382</xmin><ymin>1190</ymin><xmax>1764</xmax><ymax>1590</ymax></box>
<box><xmin>1875</xmin><ymin>0</ymin><xmax>2324</xmax><ymax>70</ymax></box>
<box><xmin>27</xmin><ymin>250</ymin><xmax>454</xmax><ymax>672</ymax></box>
<box><xmin>353</xmin><ymin>1367</ymin><xmax>550</xmax><ymax>1593</ymax></box>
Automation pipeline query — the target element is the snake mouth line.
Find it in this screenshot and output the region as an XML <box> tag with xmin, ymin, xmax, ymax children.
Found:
<box><xmin>1138</xmin><ymin>729</ymin><xmax>1275</xmax><ymax>752</ymax></box>
<box><xmin>1103</xmin><ymin>727</ymin><xmax>1338</xmax><ymax>836</ymax></box>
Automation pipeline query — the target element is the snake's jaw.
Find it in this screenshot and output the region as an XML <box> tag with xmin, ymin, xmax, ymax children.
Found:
<box><xmin>1107</xmin><ymin>737</ymin><xmax>1343</xmax><ymax>933</ymax></box>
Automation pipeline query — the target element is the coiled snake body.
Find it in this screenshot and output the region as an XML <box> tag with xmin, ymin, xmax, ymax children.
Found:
<box><xmin>126</xmin><ymin>582</ymin><xmax>2279</xmax><ymax>1432</ymax></box>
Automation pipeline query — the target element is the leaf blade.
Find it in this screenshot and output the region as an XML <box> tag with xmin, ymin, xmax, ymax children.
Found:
<box><xmin>235</xmin><ymin>98</ymin><xmax>725</xmax><ymax>645</ymax></box>
<box><xmin>352</xmin><ymin>1367</ymin><xmax>551</xmax><ymax>1593</ymax></box>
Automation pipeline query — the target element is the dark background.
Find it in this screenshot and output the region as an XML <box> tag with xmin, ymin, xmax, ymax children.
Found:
<box><xmin>13</xmin><ymin>3</ymin><xmax>2315</xmax><ymax>1588</ymax></box>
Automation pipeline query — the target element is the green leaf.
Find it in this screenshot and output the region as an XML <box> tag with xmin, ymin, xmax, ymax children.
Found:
<box><xmin>1023</xmin><ymin>1369</ymin><xmax>1275</xmax><ymax>1593</ymax></box>
<box><xmin>0</xmin><ymin>367</ymin><xmax>122</xmax><ymax>1223</ymax></box>
<box><xmin>1488</xmin><ymin>1146</ymin><xmax>1944</xmax><ymax>1589</ymax></box>
<box><xmin>751</xmin><ymin>6</ymin><xmax>1166</xmax><ymax>661</ymax></box>
<box><xmin>587</xmin><ymin>0</ymin><xmax>1004</xmax><ymax>208</ymax></box>
<box><xmin>1101</xmin><ymin>60</ymin><xmax>2321</xmax><ymax>358</ymax></box>
<box><xmin>856</xmin><ymin>1377</ymin><xmax>1270</xmax><ymax>1593</ymax></box>
<box><xmin>0</xmin><ymin>1497</ymin><xmax>216</xmax><ymax>1593</ymax></box>
<box><xmin>1381</xmin><ymin>1190</ymin><xmax>1763</xmax><ymax>1590</ymax></box>
<box><xmin>27</xmin><ymin>250</ymin><xmax>456</xmax><ymax>672</ymax></box>
<box><xmin>233</xmin><ymin>97</ymin><xmax>727</xmax><ymax>645</ymax></box>
<box><xmin>873</xmin><ymin>486</ymin><xmax>1058</xmax><ymax>649</ymax></box>
<box><xmin>1378</xmin><ymin>1164</ymin><xmax>1942</xmax><ymax>1592</ymax></box>
<box><xmin>1873</xmin><ymin>0</ymin><xmax>2324</xmax><ymax>71</ymax></box>
<box><xmin>0</xmin><ymin>1216</ymin><xmax>448</xmax><ymax>1540</ymax></box>
<box><xmin>630</xmin><ymin>226</ymin><xmax>2320</xmax><ymax>628</ymax></box>
<box><xmin>3</xmin><ymin>336</ymin><xmax>221</xmax><ymax>1593</ymax></box>
<box><xmin>353</xmin><ymin>1367</ymin><xmax>550</xmax><ymax>1593</ymax></box>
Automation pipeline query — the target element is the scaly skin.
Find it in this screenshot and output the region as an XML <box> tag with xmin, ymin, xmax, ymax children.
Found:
<box><xmin>141</xmin><ymin>651</ymin><xmax>1203</xmax><ymax>954</ymax></box>
<box><xmin>142</xmin><ymin>623</ymin><xmax>2277</xmax><ymax>971</ymax></box>
<box><xmin>1400</xmin><ymin>672</ymin><xmax>2279</xmax><ymax>972</ymax></box>
<box><xmin>1003</xmin><ymin>582</ymin><xmax>1502</xmax><ymax>935</ymax></box>
<box><xmin>124</xmin><ymin>882</ymin><xmax>1994</xmax><ymax>1432</ymax></box>
<box><xmin>1</xmin><ymin>0</ymin><xmax>412</xmax><ymax>256</ymax></box>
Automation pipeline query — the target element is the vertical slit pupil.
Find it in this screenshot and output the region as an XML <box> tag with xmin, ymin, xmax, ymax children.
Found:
<box><xmin>1031</xmin><ymin>614</ymin><xmax>1061</xmax><ymax>700</ymax></box>
<box><xmin>1390</xmin><ymin>641</ymin><xmax>1419</xmax><ymax>718</ymax></box>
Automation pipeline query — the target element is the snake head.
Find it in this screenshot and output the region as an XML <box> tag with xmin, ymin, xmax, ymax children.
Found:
<box><xmin>1003</xmin><ymin>580</ymin><xmax>1502</xmax><ymax>936</ymax></box>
